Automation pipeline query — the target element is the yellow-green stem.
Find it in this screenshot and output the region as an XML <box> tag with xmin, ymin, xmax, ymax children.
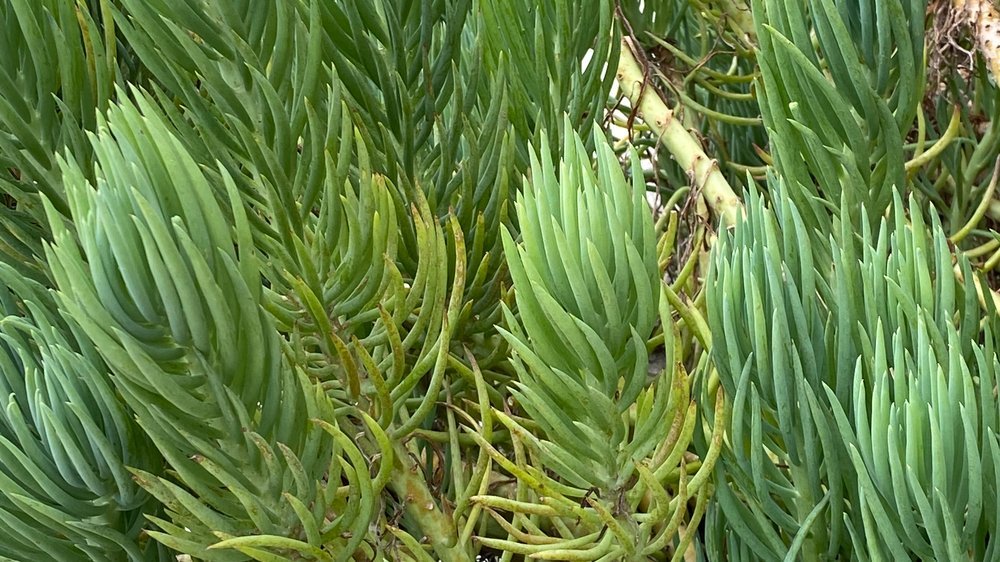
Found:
<box><xmin>617</xmin><ymin>37</ymin><xmax>744</xmax><ymax>227</ymax></box>
<box><xmin>390</xmin><ymin>441</ymin><xmax>470</xmax><ymax>562</ymax></box>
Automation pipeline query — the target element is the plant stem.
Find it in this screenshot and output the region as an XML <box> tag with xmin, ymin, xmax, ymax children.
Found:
<box><xmin>390</xmin><ymin>441</ymin><xmax>470</xmax><ymax>562</ymax></box>
<box><xmin>617</xmin><ymin>37</ymin><xmax>744</xmax><ymax>227</ymax></box>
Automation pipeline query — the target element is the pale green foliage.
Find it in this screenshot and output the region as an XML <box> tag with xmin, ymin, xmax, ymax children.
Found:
<box><xmin>697</xmin><ymin>0</ymin><xmax>1000</xmax><ymax>560</ymax></box>
<box><xmin>0</xmin><ymin>265</ymin><xmax>161</xmax><ymax>560</ymax></box>
<box><xmin>707</xmin><ymin>183</ymin><xmax>1000</xmax><ymax>560</ymax></box>
<box><xmin>46</xmin><ymin>96</ymin><xmax>349</xmax><ymax>559</ymax></box>
<box><xmin>500</xmin><ymin>127</ymin><xmax>660</xmax><ymax>490</ymax></box>
<box><xmin>473</xmin><ymin>125</ymin><xmax>719</xmax><ymax>560</ymax></box>
<box><xmin>753</xmin><ymin>0</ymin><xmax>924</xmax><ymax>228</ymax></box>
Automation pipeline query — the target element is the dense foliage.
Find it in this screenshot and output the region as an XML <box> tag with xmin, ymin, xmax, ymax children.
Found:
<box><xmin>3</xmin><ymin>0</ymin><xmax>1000</xmax><ymax>560</ymax></box>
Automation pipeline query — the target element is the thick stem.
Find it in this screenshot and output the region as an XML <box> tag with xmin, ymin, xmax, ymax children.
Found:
<box><xmin>789</xmin><ymin>462</ymin><xmax>822</xmax><ymax>562</ymax></box>
<box><xmin>390</xmin><ymin>441</ymin><xmax>470</xmax><ymax>562</ymax></box>
<box><xmin>714</xmin><ymin>0</ymin><xmax>756</xmax><ymax>43</ymax></box>
<box><xmin>616</xmin><ymin>37</ymin><xmax>744</xmax><ymax>228</ymax></box>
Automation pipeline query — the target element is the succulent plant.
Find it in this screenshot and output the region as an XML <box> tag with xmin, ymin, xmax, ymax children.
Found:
<box><xmin>3</xmin><ymin>1</ymin><xmax>1000</xmax><ymax>561</ymax></box>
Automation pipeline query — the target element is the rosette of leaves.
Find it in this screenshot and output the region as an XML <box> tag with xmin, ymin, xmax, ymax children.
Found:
<box><xmin>501</xmin><ymin>125</ymin><xmax>660</xmax><ymax>491</ymax></box>
<box><xmin>752</xmin><ymin>0</ymin><xmax>924</xmax><ymax>236</ymax></box>
<box><xmin>0</xmin><ymin>265</ymin><xmax>163</xmax><ymax>560</ymax></box>
<box><xmin>41</xmin><ymin>96</ymin><xmax>398</xmax><ymax>560</ymax></box>
<box><xmin>705</xmin><ymin>184</ymin><xmax>1000</xmax><ymax>560</ymax></box>
<box><xmin>703</xmin><ymin>183</ymin><xmax>835</xmax><ymax>561</ymax></box>
<box><xmin>470</xmin><ymin>124</ymin><xmax>722</xmax><ymax>560</ymax></box>
<box><xmin>824</xmin><ymin>192</ymin><xmax>1000</xmax><ymax>561</ymax></box>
